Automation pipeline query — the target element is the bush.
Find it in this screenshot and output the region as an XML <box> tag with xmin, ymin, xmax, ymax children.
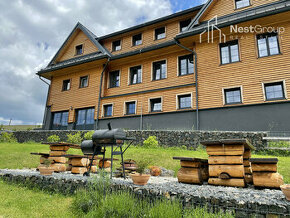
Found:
<box><xmin>84</xmin><ymin>131</ymin><xmax>94</xmax><ymax>140</ymax></box>
<box><xmin>66</xmin><ymin>132</ymin><xmax>83</xmax><ymax>144</ymax></box>
<box><xmin>71</xmin><ymin>175</ymin><xmax>234</xmax><ymax>218</ymax></box>
<box><xmin>268</xmin><ymin>141</ymin><xmax>290</xmax><ymax>148</ymax></box>
<box><xmin>0</xmin><ymin>132</ymin><xmax>17</xmax><ymax>143</ymax></box>
<box><xmin>47</xmin><ymin>135</ymin><xmax>60</xmax><ymax>143</ymax></box>
<box><xmin>143</xmin><ymin>136</ymin><xmax>159</xmax><ymax>149</ymax></box>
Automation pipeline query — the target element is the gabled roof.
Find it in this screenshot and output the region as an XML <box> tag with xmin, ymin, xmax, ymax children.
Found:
<box><xmin>47</xmin><ymin>22</ymin><xmax>111</xmax><ymax>66</ymax></box>
<box><xmin>186</xmin><ymin>0</ymin><xmax>215</xmax><ymax>29</ymax></box>
<box><xmin>177</xmin><ymin>0</ymin><xmax>290</xmax><ymax>39</ymax></box>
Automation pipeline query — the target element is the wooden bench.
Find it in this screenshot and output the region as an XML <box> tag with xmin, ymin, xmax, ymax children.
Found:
<box><xmin>173</xmin><ymin>157</ymin><xmax>208</xmax><ymax>184</ymax></box>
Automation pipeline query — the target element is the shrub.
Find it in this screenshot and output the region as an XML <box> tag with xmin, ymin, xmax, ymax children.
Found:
<box><xmin>143</xmin><ymin>136</ymin><xmax>159</xmax><ymax>149</ymax></box>
<box><xmin>47</xmin><ymin>135</ymin><xmax>60</xmax><ymax>143</ymax></box>
<box><xmin>84</xmin><ymin>131</ymin><xmax>94</xmax><ymax>140</ymax></box>
<box><xmin>67</xmin><ymin>132</ymin><xmax>83</xmax><ymax>144</ymax></box>
<box><xmin>0</xmin><ymin>132</ymin><xmax>17</xmax><ymax>143</ymax></box>
<box><xmin>268</xmin><ymin>141</ymin><xmax>290</xmax><ymax>148</ymax></box>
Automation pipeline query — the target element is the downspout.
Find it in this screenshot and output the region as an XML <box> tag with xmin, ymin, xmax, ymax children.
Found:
<box><xmin>174</xmin><ymin>39</ymin><xmax>199</xmax><ymax>130</ymax></box>
<box><xmin>95</xmin><ymin>58</ymin><xmax>111</xmax><ymax>130</ymax></box>
<box><xmin>38</xmin><ymin>75</ymin><xmax>51</xmax><ymax>129</ymax></box>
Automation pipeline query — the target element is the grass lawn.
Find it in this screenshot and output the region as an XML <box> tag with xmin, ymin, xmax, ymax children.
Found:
<box><xmin>1</xmin><ymin>125</ymin><xmax>41</xmax><ymax>131</ymax></box>
<box><xmin>0</xmin><ymin>142</ymin><xmax>289</xmax><ymax>183</ymax></box>
<box><xmin>0</xmin><ymin>180</ymin><xmax>72</xmax><ymax>217</ymax></box>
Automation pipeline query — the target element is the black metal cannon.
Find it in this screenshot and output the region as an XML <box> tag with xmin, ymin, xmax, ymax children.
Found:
<box><xmin>81</xmin><ymin>123</ymin><xmax>135</xmax><ymax>178</ymax></box>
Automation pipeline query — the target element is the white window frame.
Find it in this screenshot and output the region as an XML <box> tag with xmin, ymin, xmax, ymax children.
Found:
<box><xmin>261</xmin><ymin>80</ymin><xmax>287</xmax><ymax>101</ymax></box>
<box><xmin>102</xmin><ymin>103</ymin><xmax>114</xmax><ymax>117</ymax></box>
<box><xmin>222</xmin><ymin>86</ymin><xmax>243</xmax><ymax>105</ymax></box>
<box><xmin>176</xmin><ymin>92</ymin><xmax>193</xmax><ymax>110</ymax></box>
<box><xmin>124</xmin><ymin>100</ymin><xmax>137</xmax><ymax>115</ymax></box>
<box><xmin>153</xmin><ymin>26</ymin><xmax>166</xmax><ymax>40</ymax></box>
<box><xmin>107</xmin><ymin>70</ymin><xmax>121</xmax><ymax>88</ymax></box>
<box><xmin>128</xmin><ymin>65</ymin><xmax>143</xmax><ymax>85</ymax></box>
<box><xmin>148</xmin><ymin>97</ymin><xmax>163</xmax><ymax>113</ymax></box>
<box><xmin>151</xmin><ymin>59</ymin><xmax>167</xmax><ymax>81</ymax></box>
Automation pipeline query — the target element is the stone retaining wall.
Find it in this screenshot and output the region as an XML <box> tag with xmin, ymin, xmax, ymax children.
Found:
<box><xmin>11</xmin><ymin>130</ymin><xmax>267</xmax><ymax>150</ymax></box>
<box><xmin>1</xmin><ymin>169</ymin><xmax>289</xmax><ymax>217</ymax></box>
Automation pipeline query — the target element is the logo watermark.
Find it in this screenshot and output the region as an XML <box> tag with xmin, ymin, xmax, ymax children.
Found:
<box><xmin>199</xmin><ymin>15</ymin><xmax>285</xmax><ymax>43</ymax></box>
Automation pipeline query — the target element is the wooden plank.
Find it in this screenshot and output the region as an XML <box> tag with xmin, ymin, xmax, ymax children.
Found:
<box><xmin>50</xmin><ymin>145</ymin><xmax>70</xmax><ymax>151</ymax></box>
<box><xmin>177</xmin><ymin>168</ymin><xmax>202</xmax><ymax>184</ymax></box>
<box><xmin>200</xmin><ymin>166</ymin><xmax>209</xmax><ymax>181</ymax></box>
<box><xmin>71</xmin><ymin>167</ymin><xmax>87</xmax><ymax>174</ymax></box>
<box><xmin>208</xmin><ymin>178</ymin><xmax>245</xmax><ymax>187</ymax></box>
<box><xmin>209</xmin><ymin>165</ymin><xmax>244</xmax><ymax>178</ymax></box>
<box><xmin>71</xmin><ymin>158</ymin><xmax>90</xmax><ymax>167</ymax></box>
<box><xmin>253</xmin><ymin>172</ymin><xmax>284</xmax><ymax>188</ymax></box>
<box><xmin>206</xmin><ymin>145</ymin><xmax>244</xmax><ymax>156</ymax></box>
<box><xmin>180</xmin><ymin>161</ymin><xmax>201</xmax><ymax>168</ymax></box>
<box><xmin>50</xmin><ymin>163</ymin><xmax>66</xmax><ymax>172</ymax></box>
<box><xmin>49</xmin><ymin>151</ymin><xmax>67</xmax><ymax>156</ymax></box>
<box><xmin>251</xmin><ymin>163</ymin><xmax>277</xmax><ymax>172</ymax></box>
<box><xmin>48</xmin><ymin>157</ymin><xmax>67</xmax><ymax>164</ymax></box>
<box><xmin>244</xmin><ymin>166</ymin><xmax>252</xmax><ymax>174</ymax></box>
<box><xmin>173</xmin><ymin>157</ymin><xmax>207</xmax><ymax>162</ymax></box>
<box><xmin>249</xmin><ymin>158</ymin><xmax>278</xmax><ymax>164</ymax></box>
<box><xmin>201</xmin><ymin>139</ymin><xmax>254</xmax><ymax>150</ymax></box>
<box><xmin>208</xmin><ymin>156</ymin><xmax>243</xmax><ymax>165</ymax></box>
<box><xmin>66</xmin><ymin>164</ymin><xmax>72</xmax><ymax>171</ymax></box>
<box><xmin>243</xmin><ymin>150</ymin><xmax>251</xmax><ymax>159</ymax></box>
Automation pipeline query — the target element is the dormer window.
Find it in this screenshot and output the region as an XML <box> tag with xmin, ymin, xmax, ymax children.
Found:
<box><xmin>75</xmin><ymin>44</ymin><xmax>83</xmax><ymax>55</ymax></box>
<box><xmin>235</xmin><ymin>0</ymin><xmax>250</xmax><ymax>9</ymax></box>
<box><xmin>132</xmin><ymin>33</ymin><xmax>142</xmax><ymax>46</ymax></box>
<box><xmin>155</xmin><ymin>27</ymin><xmax>166</xmax><ymax>40</ymax></box>
<box><xmin>180</xmin><ymin>19</ymin><xmax>191</xmax><ymax>32</ymax></box>
<box><xmin>112</xmin><ymin>40</ymin><xmax>121</xmax><ymax>52</ymax></box>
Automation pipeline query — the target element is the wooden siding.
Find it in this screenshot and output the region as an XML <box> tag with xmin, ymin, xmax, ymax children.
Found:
<box><xmin>202</xmin><ymin>0</ymin><xmax>280</xmax><ymax>21</ymax></box>
<box><xmin>103</xmin><ymin>49</ymin><xmax>195</xmax><ymax>97</ymax></box>
<box><xmin>57</xmin><ymin>30</ymin><xmax>99</xmax><ymax>63</ymax></box>
<box><xmin>195</xmin><ymin>14</ymin><xmax>290</xmax><ymax>110</ymax></box>
<box><xmin>100</xmin><ymin>86</ymin><xmax>196</xmax><ymax>118</ymax></box>
<box><xmin>48</xmin><ymin>66</ymin><xmax>103</xmax><ymax>122</ymax></box>
<box><xmin>100</xmin><ymin>13</ymin><xmax>197</xmax><ymax>55</ymax></box>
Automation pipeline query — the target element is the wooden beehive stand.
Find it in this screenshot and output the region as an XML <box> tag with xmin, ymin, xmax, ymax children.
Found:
<box><xmin>250</xmin><ymin>158</ymin><xmax>284</xmax><ymax>188</ymax></box>
<box><xmin>173</xmin><ymin>157</ymin><xmax>209</xmax><ymax>184</ymax></box>
<box><xmin>201</xmin><ymin>139</ymin><xmax>255</xmax><ymax>188</ymax></box>
<box><xmin>31</xmin><ymin>142</ymin><xmax>97</xmax><ymax>174</ymax></box>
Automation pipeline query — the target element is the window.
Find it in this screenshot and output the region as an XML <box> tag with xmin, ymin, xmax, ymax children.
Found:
<box><xmin>112</xmin><ymin>40</ymin><xmax>121</xmax><ymax>52</ymax></box>
<box><xmin>180</xmin><ymin>19</ymin><xmax>191</xmax><ymax>32</ymax></box>
<box><xmin>130</xmin><ymin>66</ymin><xmax>142</xmax><ymax>85</ymax></box>
<box><xmin>104</xmin><ymin>104</ymin><xmax>113</xmax><ymax>117</ymax></box>
<box><xmin>235</xmin><ymin>0</ymin><xmax>250</xmax><ymax>9</ymax></box>
<box><xmin>150</xmin><ymin>98</ymin><xmax>162</xmax><ymax>112</ymax></box>
<box><xmin>52</xmin><ymin>111</ymin><xmax>68</xmax><ymax>130</ymax></box>
<box><xmin>224</xmin><ymin>87</ymin><xmax>242</xmax><ymax>105</ymax></box>
<box><xmin>76</xmin><ymin>108</ymin><xmax>95</xmax><ymax>129</ymax></box>
<box><xmin>257</xmin><ymin>32</ymin><xmax>280</xmax><ymax>58</ymax></box>
<box><xmin>264</xmin><ymin>82</ymin><xmax>285</xmax><ymax>101</ymax></box>
<box><xmin>62</xmin><ymin>79</ymin><xmax>71</xmax><ymax>91</ymax></box>
<box><xmin>75</xmin><ymin>44</ymin><xmax>83</xmax><ymax>55</ymax></box>
<box><xmin>220</xmin><ymin>40</ymin><xmax>240</xmax><ymax>64</ymax></box>
<box><xmin>179</xmin><ymin>55</ymin><xmax>194</xmax><ymax>76</ymax></box>
<box><xmin>125</xmin><ymin>101</ymin><xmax>136</xmax><ymax>115</ymax></box>
<box><xmin>155</xmin><ymin>27</ymin><xmax>166</xmax><ymax>40</ymax></box>
<box><xmin>109</xmin><ymin>70</ymin><xmax>120</xmax><ymax>88</ymax></box>
<box><xmin>153</xmin><ymin>60</ymin><xmax>166</xmax><ymax>80</ymax></box>
<box><xmin>132</xmin><ymin>33</ymin><xmax>142</xmax><ymax>46</ymax></box>
<box><xmin>79</xmin><ymin>76</ymin><xmax>88</xmax><ymax>88</ymax></box>
<box><xmin>178</xmin><ymin>94</ymin><xmax>192</xmax><ymax>109</ymax></box>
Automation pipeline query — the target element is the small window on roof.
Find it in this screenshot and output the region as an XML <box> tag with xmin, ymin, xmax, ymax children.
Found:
<box><xmin>112</xmin><ymin>40</ymin><xmax>121</xmax><ymax>52</ymax></box>
<box><xmin>235</xmin><ymin>0</ymin><xmax>250</xmax><ymax>9</ymax></box>
<box><xmin>75</xmin><ymin>44</ymin><xmax>83</xmax><ymax>55</ymax></box>
<box><xmin>155</xmin><ymin>27</ymin><xmax>166</xmax><ymax>40</ymax></box>
<box><xmin>180</xmin><ymin>19</ymin><xmax>191</xmax><ymax>32</ymax></box>
<box><xmin>132</xmin><ymin>33</ymin><xmax>142</xmax><ymax>46</ymax></box>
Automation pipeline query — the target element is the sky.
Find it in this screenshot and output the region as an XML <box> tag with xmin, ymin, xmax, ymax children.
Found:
<box><xmin>0</xmin><ymin>0</ymin><xmax>205</xmax><ymax>126</ymax></box>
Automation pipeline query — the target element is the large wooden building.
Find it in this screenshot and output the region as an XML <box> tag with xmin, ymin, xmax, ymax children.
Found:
<box><xmin>38</xmin><ymin>0</ymin><xmax>290</xmax><ymax>131</ymax></box>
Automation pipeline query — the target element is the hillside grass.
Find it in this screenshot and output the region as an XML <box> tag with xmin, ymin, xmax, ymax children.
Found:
<box><xmin>0</xmin><ymin>142</ymin><xmax>289</xmax><ymax>183</ymax></box>
<box><xmin>0</xmin><ymin>125</ymin><xmax>42</xmax><ymax>131</ymax></box>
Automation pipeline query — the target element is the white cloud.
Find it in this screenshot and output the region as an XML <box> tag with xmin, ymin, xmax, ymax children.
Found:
<box><xmin>0</xmin><ymin>0</ymin><xmax>172</xmax><ymax>125</ymax></box>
